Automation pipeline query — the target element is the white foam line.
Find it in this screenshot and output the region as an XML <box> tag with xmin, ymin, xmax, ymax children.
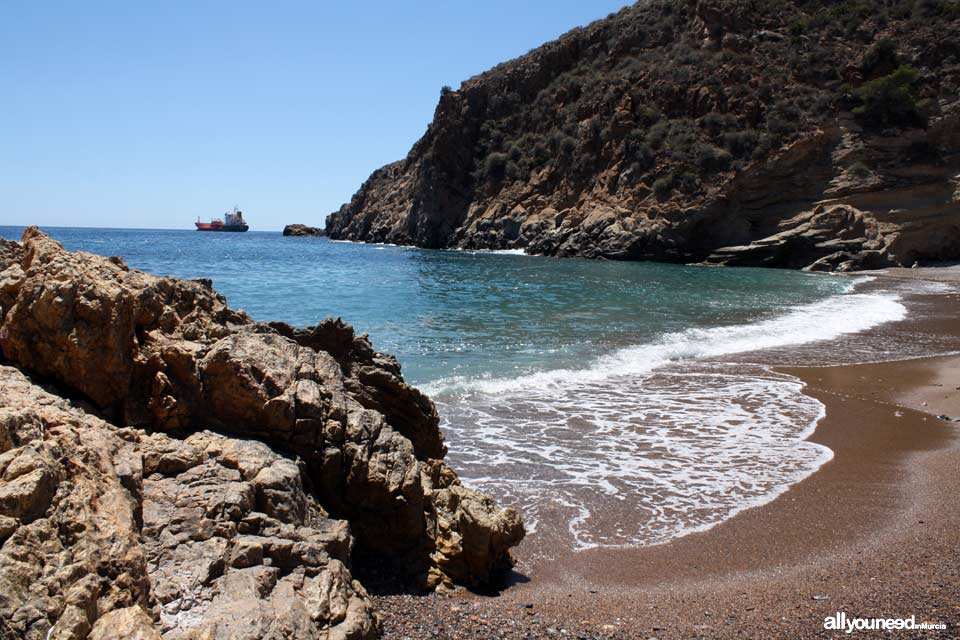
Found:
<box><xmin>424</xmin><ymin>291</ymin><xmax>906</xmax><ymax>396</ymax></box>
<box><xmin>328</xmin><ymin>237</ymin><xmax>532</xmax><ymax>255</ymax></box>
<box><xmin>327</xmin><ymin>238</ymin><xmax>411</xmax><ymax>249</ymax></box>
<box><xmin>452</xmin><ymin>247</ymin><xmax>531</xmax><ymax>256</ymax></box>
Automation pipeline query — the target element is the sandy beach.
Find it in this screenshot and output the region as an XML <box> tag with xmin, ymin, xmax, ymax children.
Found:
<box><xmin>377</xmin><ymin>272</ymin><xmax>960</xmax><ymax>639</ymax></box>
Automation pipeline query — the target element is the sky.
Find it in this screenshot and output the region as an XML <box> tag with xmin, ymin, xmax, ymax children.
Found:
<box><xmin>1</xmin><ymin>1</ymin><xmax>631</xmax><ymax>231</ymax></box>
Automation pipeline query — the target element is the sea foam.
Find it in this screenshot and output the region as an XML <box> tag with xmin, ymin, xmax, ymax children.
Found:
<box><xmin>433</xmin><ymin>289</ymin><xmax>906</xmax><ymax>551</ymax></box>
<box><xmin>424</xmin><ymin>290</ymin><xmax>906</xmax><ymax>397</ymax></box>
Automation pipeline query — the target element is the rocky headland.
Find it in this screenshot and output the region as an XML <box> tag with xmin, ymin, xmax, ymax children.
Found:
<box><xmin>283</xmin><ymin>224</ymin><xmax>327</xmax><ymax>238</ymax></box>
<box><xmin>326</xmin><ymin>0</ymin><xmax>960</xmax><ymax>271</ymax></box>
<box><xmin>0</xmin><ymin>228</ymin><xmax>523</xmax><ymax>639</ymax></box>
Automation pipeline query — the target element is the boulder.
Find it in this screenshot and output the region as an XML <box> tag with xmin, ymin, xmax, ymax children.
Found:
<box><xmin>283</xmin><ymin>224</ymin><xmax>327</xmax><ymax>237</ymax></box>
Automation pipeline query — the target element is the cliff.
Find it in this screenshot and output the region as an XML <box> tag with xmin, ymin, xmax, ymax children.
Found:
<box><xmin>0</xmin><ymin>229</ymin><xmax>523</xmax><ymax>639</ymax></box>
<box><xmin>327</xmin><ymin>0</ymin><xmax>960</xmax><ymax>271</ymax></box>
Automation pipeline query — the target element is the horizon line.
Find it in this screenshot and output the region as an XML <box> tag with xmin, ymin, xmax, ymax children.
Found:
<box><xmin>0</xmin><ymin>223</ymin><xmax>306</xmax><ymax>233</ymax></box>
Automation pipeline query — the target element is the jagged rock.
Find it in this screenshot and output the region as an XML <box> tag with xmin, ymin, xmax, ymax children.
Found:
<box><xmin>283</xmin><ymin>224</ymin><xmax>327</xmax><ymax>237</ymax></box>
<box><xmin>704</xmin><ymin>203</ymin><xmax>889</xmax><ymax>269</ymax></box>
<box><xmin>270</xmin><ymin>318</ymin><xmax>446</xmax><ymax>461</ymax></box>
<box><xmin>138</xmin><ymin>430</ymin><xmax>377</xmax><ymax>640</ymax></box>
<box><xmin>0</xmin><ymin>365</ymin><xmax>379</xmax><ymax>639</ymax></box>
<box><xmin>88</xmin><ymin>607</ymin><xmax>161</xmax><ymax>640</ymax></box>
<box><xmin>0</xmin><ymin>366</ymin><xmax>152</xmax><ymax>640</ymax></box>
<box><xmin>0</xmin><ymin>229</ymin><xmax>523</xmax><ymax>607</ymax></box>
<box><xmin>0</xmin><ymin>227</ymin><xmax>248</xmax><ymax>416</ymax></box>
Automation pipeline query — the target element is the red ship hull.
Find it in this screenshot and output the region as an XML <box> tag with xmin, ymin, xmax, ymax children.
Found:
<box><xmin>195</xmin><ymin>221</ymin><xmax>248</xmax><ymax>232</ymax></box>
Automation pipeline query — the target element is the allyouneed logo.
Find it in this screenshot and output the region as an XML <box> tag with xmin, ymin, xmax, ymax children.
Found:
<box><xmin>824</xmin><ymin>612</ymin><xmax>947</xmax><ymax>634</ymax></box>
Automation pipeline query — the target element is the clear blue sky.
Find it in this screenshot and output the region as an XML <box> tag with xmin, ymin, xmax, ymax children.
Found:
<box><xmin>2</xmin><ymin>1</ymin><xmax>631</xmax><ymax>231</ymax></box>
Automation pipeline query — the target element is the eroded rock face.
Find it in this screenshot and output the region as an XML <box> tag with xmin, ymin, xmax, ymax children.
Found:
<box><xmin>0</xmin><ymin>366</ymin><xmax>154</xmax><ymax>640</ymax></box>
<box><xmin>139</xmin><ymin>430</ymin><xmax>377</xmax><ymax>640</ymax></box>
<box><xmin>0</xmin><ymin>229</ymin><xmax>524</xmax><ymax>636</ymax></box>
<box><xmin>703</xmin><ymin>203</ymin><xmax>880</xmax><ymax>269</ymax></box>
<box><xmin>0</xmin><ymin>365</ymin><xmax>378</xmax><ymax>640</ymax></box>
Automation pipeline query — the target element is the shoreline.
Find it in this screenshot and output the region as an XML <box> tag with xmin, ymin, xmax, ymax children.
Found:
<box><xmin>378</xmin><ymin>277</ymin><xmax>960</xmax><ymax>638</ymax></box>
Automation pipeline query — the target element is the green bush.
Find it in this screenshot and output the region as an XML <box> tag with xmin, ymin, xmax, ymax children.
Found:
<box><xmin>861</xmin><ymin>38</ymin><xmax>898</xmax><ymax>76</ymax></box>
<box><xmin>483</xmin><ymin>152</ymin><xmax>510</xmax><ymax>180</ymax></box>
<box><xmin>853</xmin><ymin>65</ymin><xmax>927</xmax><ymax>129</ymax></box>
<box><xmin>721</xmin><ymin>130</ymin><xmax>759</xmax><ymax>158</ymax></box>
<box><xmin>694</xmin><ymin>143</ymin><xmax>733</xmax><ymax>172</ymax></box>
<box><xmin>624</xmin><ymin>130</ymin><xmax>655</xmax><ymax>169</ymax></box>
<box><xmin>653</xmin><ymin>174</ymin><xmax>674</xmax><ymax>199</ymax></box>
<box><xmin>532</xmin><ymin>141</ymin><xmax>550</xmax><ymax>166</ymax></box>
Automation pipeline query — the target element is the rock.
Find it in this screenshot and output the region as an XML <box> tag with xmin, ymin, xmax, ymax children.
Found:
<box><xmin>282</xmin><ymin>224</ymin><xmax>326</xmax><ymax>237</ymax></box>
<box><xmin>705</xmin><ymin>204</ymin><xmax>892</xmax><ymax>270</ymax></box>
<box><xmin>426</xmin><ymin>477</ymin><xmax>525</xmax><ymax>589</ymax></box>
<box><xmin>0</xmin><ymin>228</ymin><xmax>523</xmax><ymax>637</ymax></box>
<box><xmin>0</xmin><ymin>364</ymin><xmax>379</xmax><ymax>640</ymax></box>
<box><xmin>139</xmin><ymin>429</ymin><xmax>377</xmax><ymax>639</ymax></box>
<box><xmin>0</xmin><ymin>366</ymin><xmax>152</xmax><ymax>640</ymax></box>
<box><xmin>88</xmin><ymin>607</ymin><xmax>162</xmax><ymax>640</ymax></box>
<box><xmin>0</xmin><ymin>226</ymin><xmax>249</xmax><ymax>417</ymax></box>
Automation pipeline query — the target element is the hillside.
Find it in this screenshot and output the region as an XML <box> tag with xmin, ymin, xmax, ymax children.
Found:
<box><xmin>326</xmin><ymin>0</ymin><xmax>960</xmax><ymax>270</ymax></box>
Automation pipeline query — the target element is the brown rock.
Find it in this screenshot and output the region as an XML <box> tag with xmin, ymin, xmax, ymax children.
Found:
<box><xmin>0</xmin><ymin>229</ymin><xmax>523</xmax><ymax>617</ymax></box>
<box><xmin>0</xmin><ymin>366</ymin><xmax>151</xmax><ymax>640</ymax></box>
<box><xmin>88</xmin><ymin>607</ymin><xmax>161</xmax><ymax>640</ymax></box>
<box><xmin>0</xmin><ymin>364</ymin><xmax>380</xmax><ymax>639</ymax></box>
<box><xmin>282</xmin><ymin>224</ymin><xmax>327</xmax><ymax>237</ymax></box>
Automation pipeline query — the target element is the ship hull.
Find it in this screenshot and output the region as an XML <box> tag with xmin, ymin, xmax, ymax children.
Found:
<box><xmin>195</xmin><ymin>223</ymin><xmax>249</xmax><ymax>232</ymax></box>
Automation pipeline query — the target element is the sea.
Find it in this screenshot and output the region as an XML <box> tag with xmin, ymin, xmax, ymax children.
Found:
<box><xmin>2</xmin><ymin>226</ymin><xmax>956</xmax><ymax>555</ymax></box>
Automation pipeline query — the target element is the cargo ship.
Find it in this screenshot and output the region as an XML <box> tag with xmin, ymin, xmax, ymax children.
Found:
<box><xmin>196</xmin><ymin>207</ymin><xmax>249</xmax><ymax>232</ymax></box>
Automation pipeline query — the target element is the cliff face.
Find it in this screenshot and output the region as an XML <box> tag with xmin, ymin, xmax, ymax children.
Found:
<box><xmin>0</xmin><ymin>229</ymin><xmax>523</xmax><ymax>639</ymax></box>
<box><xmin>327</xmin><ymin>0</ymin><xmax>960</xmax><ymax>270</ymax></box>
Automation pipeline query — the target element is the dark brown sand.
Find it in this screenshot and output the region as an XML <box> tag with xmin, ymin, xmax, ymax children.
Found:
<box><xmin>378</xmin><ymin>278</ymin><xmax>960</xmax><ymax>639</ymax></box>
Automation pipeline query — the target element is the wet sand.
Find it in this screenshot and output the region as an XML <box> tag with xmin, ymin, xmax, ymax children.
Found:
<box><xmin>378</xmin><ymin>277</ymin><xmax>960</xmax><ymax>639</ymax></box>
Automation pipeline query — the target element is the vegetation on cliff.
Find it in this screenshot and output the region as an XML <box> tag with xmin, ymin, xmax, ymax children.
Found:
<box><xmin>327</xmin><ymin>0</ymin><xmax>960</xmax><ymax>270</ymax></box>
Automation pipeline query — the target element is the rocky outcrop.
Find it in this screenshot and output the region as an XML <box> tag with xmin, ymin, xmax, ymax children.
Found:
<box><xmin>0</xmin><ymin>365</ymin><xmax>377</xmax><ymax>640</ymax></box>
<box><xmin>326</xmin><ymin>0</ymin><xmax>960</xmax><ymax>271</ymax></box>
<box><xmin>0</xmin><ymin>368</ymin><xmax>151</xmax><ymax>640</ymax></box>
<box><xmin>0</xmin><ymin>229</ymin><xmax>524</xmax><ymax>638</ymax></box>
<box><xmin>139</xmin><ymin>430</ymin><xmax>377</xmax><ymax>640</ymax></box>
<box><xmin>283</xmin><ymin>224</ymin><xmax>327</xmax><ymax>237</ymax></box>
<box><xmin>703</xmin><ymin>203</ymin><xmax>882</xmax><ymax>270</ymax></box>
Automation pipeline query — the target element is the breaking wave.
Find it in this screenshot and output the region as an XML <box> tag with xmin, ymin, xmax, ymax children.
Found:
<box><xmin>433</xmin><ymin>289</ymin><xmax>906</xmax><ymax>551</ymax></box>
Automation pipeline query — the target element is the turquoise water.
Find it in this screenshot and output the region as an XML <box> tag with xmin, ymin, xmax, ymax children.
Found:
<box><xmin>1</xmin><ymin>226</ymin><xmax>855</xmax><ymax>383</ymax></box>
<box><xmin>0</xmin><ymin>226</ymin><xmax>909</xmax><ymax>550</ymax></box>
